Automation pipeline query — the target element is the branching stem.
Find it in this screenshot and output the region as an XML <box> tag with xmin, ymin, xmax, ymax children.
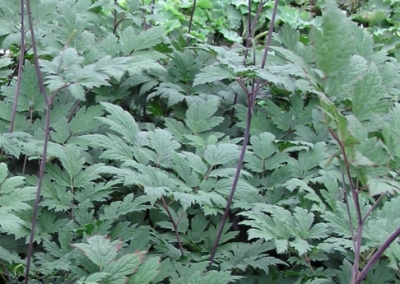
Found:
<box><xmin>207</xmin><ymin>0</ymin><xmax>279</xmax><ymax>269</ymax></box>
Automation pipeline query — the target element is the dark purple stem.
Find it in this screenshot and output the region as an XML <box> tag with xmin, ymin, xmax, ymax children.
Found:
<box><xmin>207</xmin><ymin>0</ymin><xmax>279</xmax><ymax>269</ymax></box>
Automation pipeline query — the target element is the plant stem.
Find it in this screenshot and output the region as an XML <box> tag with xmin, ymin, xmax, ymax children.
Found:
<box><xmin>207</xmin><ymin>0</ymin><xmax>279</xmax><ymax>269</ymax></box>
<box><xmin>356</xmin><ymin>225</ymin><xmax>400</xmax><ymax>283</ymax></box>
<box><xmin>186</xmin><ymin>0</ymin><xmax>197</xmax><ymax>44</ymax></box>
<box><xmin>9</xmin><ymin>0</ymin><xmax>26</xmax><ymax>133</ymax></box>
<box><xmin>161</xmin><ymin>197</ymin><xmax>184</xmax><ymax>257</ymax></box>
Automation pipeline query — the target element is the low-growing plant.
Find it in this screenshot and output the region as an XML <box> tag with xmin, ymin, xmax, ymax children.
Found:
<box><xmin>1</xmin><ymin>0</ymin><xmax>400</xmax><ymax>283</ymax></box>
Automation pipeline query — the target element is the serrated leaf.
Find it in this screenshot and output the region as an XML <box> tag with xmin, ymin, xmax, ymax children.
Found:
<box><xmin>50</xmin><ymin>117</ymin><xmax>71</xmax><ymax>143</ymax></box>
<box><xmin>129</xmin><ymin>256</ymin><xmax>160</xmax><ymax>284</ymax></box>
<box><xmin>183</xmin><ymin>151</ymin><xmax>208</xmax><ymax>175</ymax></box>
<box><xmin>120</xmin><ymin>26</ymin><xmax>136</xmax><ymax>54</ymax></box>
<box><xmin>70</xmin><ymin>106</ymin><xmax>104</xmax><ymax>135</ymax></box>
<box><xmin>292</xmin><ymin>207</ymin><xmax>327</xmax><ymax>240</ymax></box>
<box><xmin>220</xmin><ymin>240</ymin><xmax>285</xmax><ymax>275</ymax></box>
<box><xmin>132</xmin><ymin>26</ymin><xmax>164</xmax><ymax>51</ymax></box>
<box><xmin>78</xmin><ymin>272</ymin><xmax>110</xmax><ymax>283</ymax></box>
<box><xmin>325</xmin><ymin>55</ymin><xmax>369</xmax><ymax>99</ymax></box>
<box><xmin>352</xmin><ymin>64</ymin><xmax>389</xmax><ymax>122</ymax></box>
<box><xmin>148</xmin><ymin>129</ymin><xmax>180</xmax><ymax>167</ymax></box>
<box><xmin>284</xmin><ymin>178</ymin><xmax>326</xmax><ymax>211</ymax></box>
<box><xmin>59</xmin><ymin>144</ymin><xmax>85</xmax><ymax>180</ymax></box>
<box><xmin>0</xmin><ymin>57</ymin><xmax>13</xmax><ymax>69</ymax></box>
<box><xmin>100</xmin><ymin>194</ymin><xmax>149</xmax><ymax>220</ymax></box>
<box><xmin>204</xmin><ymin>143</ymin><xmax>239</xmax><ymax>166</ymax></box>
<box><xmin>98</xmin><ymin>102</ymin><xmax>139</xmax><ymax>144</ymax></box>
<box><xmin>291</xmin><ymin>238</ymin><xmax>311</xmax><ymax>255</ymax></box>
<box><xmin>71</xmin><ymin>235</ymin><xmax>122</xmax><ymax>269</ymax></box>
<box><xmin>0</xmin><ymin>210</ymin><xmax>26</xmax><ymax>234</ymax></box>
<box><xmin>311</xmin><ymin>0</ymin><xmax>354</xmax><ymax>77</ymax></box>
<box><xmin>208</xmin><ymin>167</ymin><xmax>251</xmax><ymax>178</ymax></box>
<box><xmin>297</xmin><ymin>142</ymin><xmax>328</xmax><ymax>172</ymax></box>
<box><xmin>100</xmin><ymin>33</ymin><xmax>120</xmax><ymax>56</ymax></box>
<box><xmin>40</xmin><ymin>179</ymin><xmax>73</xmax><ymax>212</ymax></box>
<box><xmin>250</xmin><ymin>132</ymin><xmax>278</xmax><ymax>159</ymax></box>
<box><xmin>185</xmin><ymin>98</ymin><xmax>224</xmax><ymax>134</ymax></box>
<box><xmin>172</xmin><ymin>153</ymin><xmax>200</xmax><ymax>187</ymax></box>
<box><xmin>187</xmin><ymin>212</ymin><xmax>208</xmax><ymax>243</ymax></box>
<box><xmin>0</xmin><ymin>246</ymin><xmax>23</xmax><ymax>264</ymax></box>
<box><xmin>149</xmin><ymin>82</ymin><xmax>186</xmax><ymax>107</ymax></box>
<box><xmin>193</xmin><ymin>65</ymin><xmax>236</xmax><ymax>86</ymax></box>
<box><xmin>144</xmin><ymin>185</ymin><xmax>168</xmax><ymax>205</ymax></box>
<box><xmin>79</xmin><ymin>134</ymin><xmax>133</xmax><ymax>161</ymax></box>
<box><xmin>264</xmin><ymin>100</ymin><xmax>292</xmax><ymax>131</ymax></box>
<box><xmin>0</xmin><ymin>162</ymin><xmax>7</xmax><ymax>183</ymax></box>
<box><xmin>368</xmin><ymin>178</ymin><xmax>400</xmax><ymax>196</ymax></box>
<box><xmin>19</xmin><ymin>61</ymin><xmax>44</xmax><ymax>112</ymax></box>
<box><xmin>278</xmin><ymin>24</ymin><xmax>300</xmax><ymax>51</ymax></box>
<box><xmin>68</xmin><ymin>83</ymin><xmax>86</xmax><ymax>100</ymax></box>
<box><xmin>104</xmin><ymin>252</ymin><xmax>144</xmax><ymax>283</ymax></box>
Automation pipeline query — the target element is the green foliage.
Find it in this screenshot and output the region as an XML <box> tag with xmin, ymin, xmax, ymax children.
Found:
<box><xmin>1</xmin><ymin>0</ymin><xmax>400</xmax><ymax>283</ymax></box>
<box><xmin>0</xmin><ymin>163</ymin><xmax>36</xmax><ymax>236</ymax></box>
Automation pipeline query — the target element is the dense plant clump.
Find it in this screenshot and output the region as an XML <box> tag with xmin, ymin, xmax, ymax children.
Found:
<box><xmin>1</xmin><ymin>0</ymin><xmax>400</xmax><ymax>283</ymax></box>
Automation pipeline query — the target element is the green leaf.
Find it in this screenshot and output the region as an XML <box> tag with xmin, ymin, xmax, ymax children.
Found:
<box><xmin>277</xmin><ymin>23</ymin><xmax>300</xmax><ymax>51</ymax></box>
<box><xmin>311</xmin><ymin>0</ymin><xmax>354</xmax><ymax>77</ymax></box>
<box><xmin>0</xmin><ymin>163</ymin><xmax>36</xmax><ymax>236</ymax></box>
<box><xmin>0</xmin><ymin>245</ymin><xmax>23</xmax><ymax>264</ymax></box>
<box><xmin>70</xmin><ymin>106</ymin><xmax>104</xmax><ymax>135</ymax></box>
<box><xmin>352</xmin><ymin>63</ymin><xmax>390</xmax><ymax>122</ymax></box>
<box><xmin>0</xmin><ymin>211</ymin><xmax>27</xmax><ymax>235</ymax></box>
<box><xmin>132</xmin><ymin>26</ymin><xmax>165</xmax><ymax>52</ymax></box>
<box><xmin>325</xmin><ymin>55</ymin><xmax>369</xmax><ymax>99</ymax></box>
<box><xmin>197</xmin><ymin>0</ymin><xmax>213</xmax><ymax>9</ymax></box>
<box><xmin>129</xmin><ymin>256</ymin><xmax>160</xmax><ymax>284</ymax></box>
<box><xmin>68</xmin><ymin>84</ymin><xmax>86</xmax><ymax>100</ymax></box>
<box><xmin>50</xmin><ymin>117</ymin><xmax>71</xmax><ymax>144</ymax></box>
<box><xmin>40</xmin><ymin>178</ymin><xmax>73</xmax><ymax>212</ymax></box>
<box><xmin>187</xmin><ymin>212</ymin><xmax>209</xmax><ymax>243</ymax></box>
<box><xmin>165</xmin><ymin>118</ymin><xmax>192</xmax><ymax>142</ymax></box>
<box><xmin>120</xmin><ymin>25</ymin><xmax>164</xmax><ymax>54</ymax></box>
<box><xmin>183</xmin><ymin>151</ymin><xmax>208</xmax><ymax>175</ymax></box>
<box><xmin>185</xmin><ymin>98</ymin><xmax>224</xmax><ymax>134</ymax></box>
<box><xmin>100</xmin><ymin>33</ymin><xmax>121</xmax><ymax>56</ymax></box>
<box><xmin>100</xmin><ymin>194</ymin><xmax>149</xmax><ymax>221</ymax></box>
<box><xmin>297</xmin><ymin>142</ymin><xmax>328</xmax><ymax>172</ymax></box>
<box><xmin>0</xmin><ymin>57</ymin><xmax>13</xmax><ymax>69</ymax></box>
<box><xmin>0</xmin><ymin>162</ymin><xmax>7</xmax><ymax>183</ymax></box>
<box><xmin>71</xmin><ymin>235</ymin><xmax>122</xmax><ymax>269</ymax></box>
<box><xmin>172</xmin><ymin>152</ymin><xmax>200</xmax><ymax>187</ymax></box>
<box><xmin>204</xmin><ymin>143</ymin><xmax>239</xmax><ymax>166</ymax></box>
<box><xmin>220</xmin><ymin>240</ymin><xmax>286</xmax><ymax>275</ymax></box>
<box><xmin>98</xmin><ymin>102</ymin><xmax>140</xmax><ymax>144</ymax></box>
<box><xmin>264</xmin><ymin>100</ymin><xmax>293</xmax><ymax>131</ymax></box>
<box><xmin>292</xmin><ymin>207</ymin><xmax>328</xmax><ymax>240</ymax></box>
<box><xmin>78</xmin><ymin>272</ymin><xmax>110</xmax><ymax>283</ymax></box>
<box><xmin>149</xmin><ymin>82</ymin><xmax>186</xmax><ymax>107</ymax></box>
<box><xmin>18</xmin><ymin>60</ymin><xmax>44</xmax><ymax>112</ymax></box>
<box><xmin>79</xmin><ymin>134</ymin><xmax>133</xmax><ymax>161</ymax></box>
<box><xmin>104</xmin><ymin>252</ymin><xmax>144</xmax><ymax>283</ymax></box>
<box><xmin>250</xmin><ymin>132</ymin><xmax>278</xmax><ymax>160</ymax></box>
<box><xmin>59</xmin><ymin>144</ymin><xmax>85</xmax><ymax>181</ymax></box>
<box><xmin>193</xmin><ymin>65</ymin><xmax>236</xmax><ymax>86</ymax></box>
<box><xmin>148</xmin><ymin>129</ymin><xmax>181</xmax><ymax>167</ymax></box>
<box><xmin>368</xmin><ymin>178</ymin><xmax>400</xmax><ymax>196</ymax></box>
<box><xmin>284</xmin><ymin>178</ymin><xmax>326</xmax><ymax>211</ymax></box>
